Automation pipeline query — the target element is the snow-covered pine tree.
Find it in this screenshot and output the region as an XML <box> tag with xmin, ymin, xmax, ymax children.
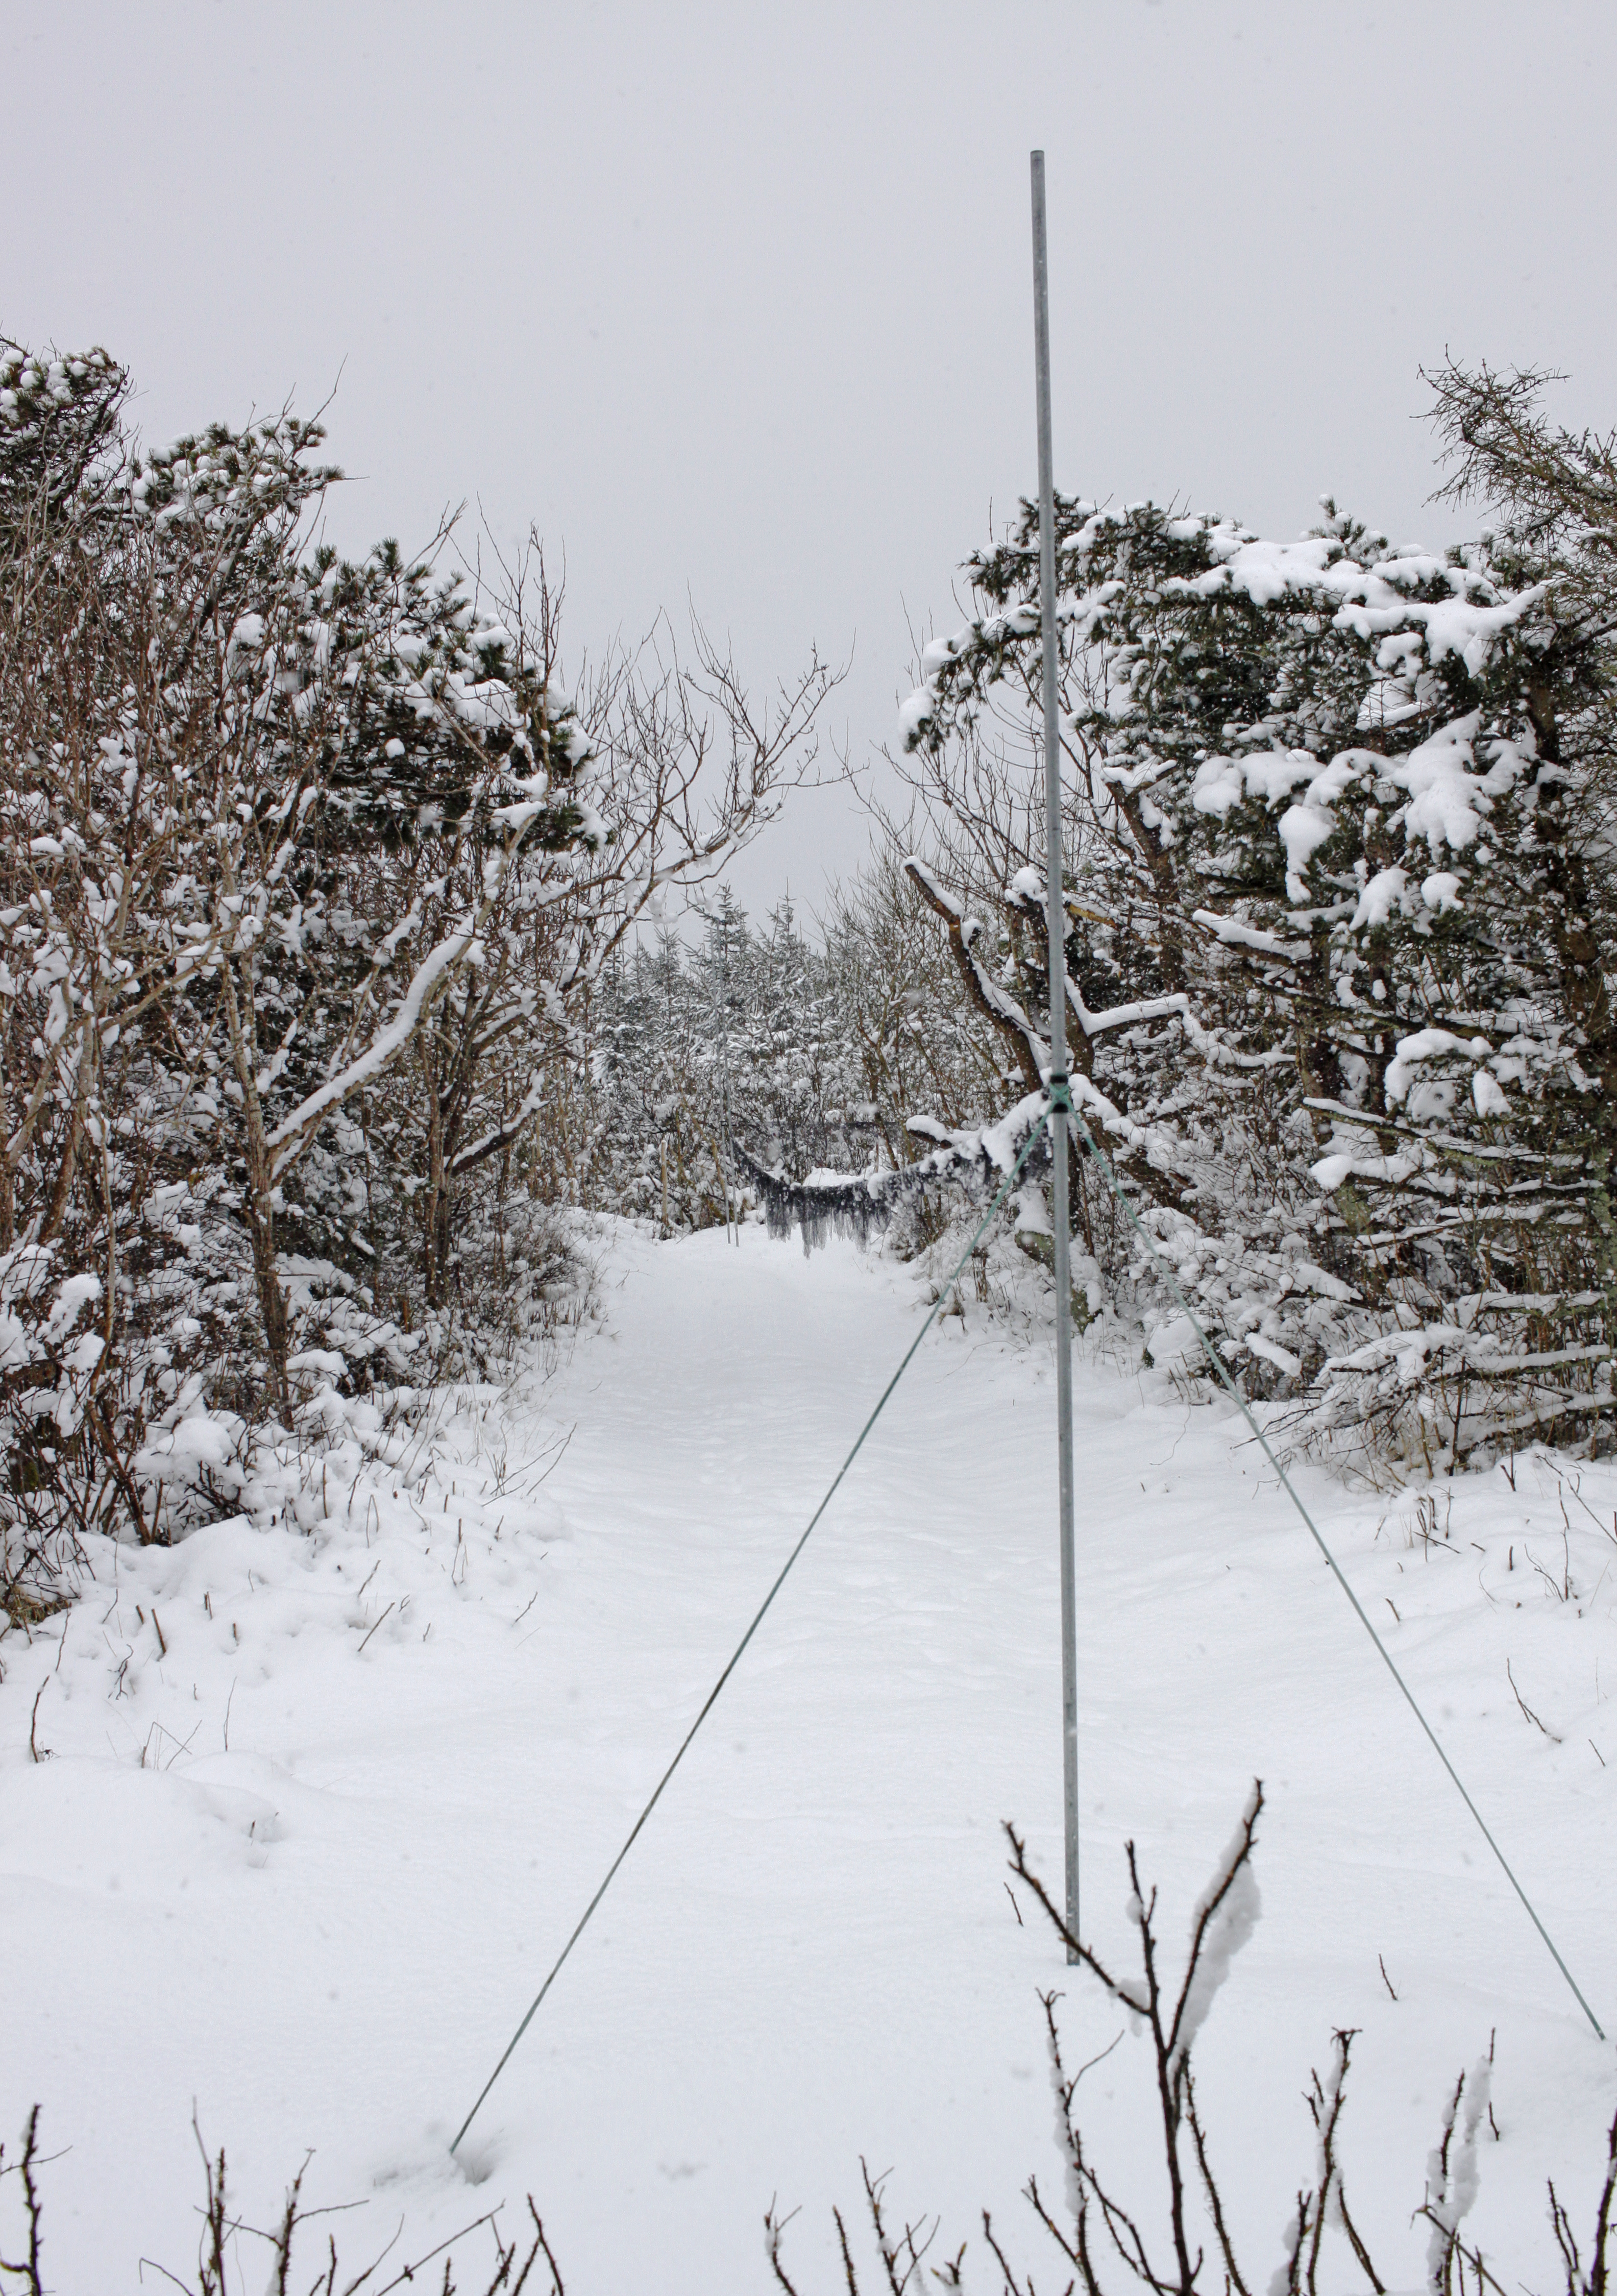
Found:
<box><xmin>729</xmin><ymin>899</ymin><xmax>839</xmax><ymax>1178</ymax></box>
<box><xmin>893</xmin><ymin>476</ymin><xmax>1615</xmax><ymax>1463</ymax></box>
<box><xmin>1</xmin><ymin>341</ymin><xmax>838</xmax><ymax>1558</ymax></box>
<box><xmin>0</xmin><ymin>345</ymin><xmax>360</xmax><ymax>1542</ymax></box>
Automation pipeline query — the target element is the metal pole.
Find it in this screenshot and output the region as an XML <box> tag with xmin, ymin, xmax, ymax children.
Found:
<box><xmin>1031</xmin><ymin>150</ymin><xmax>1079</xmax><ymax>1962</ymax></box>
<box><xmin>720</xmin><ymin>911</ymin><xmax>738</xmax><ymax>1245</ymax></box>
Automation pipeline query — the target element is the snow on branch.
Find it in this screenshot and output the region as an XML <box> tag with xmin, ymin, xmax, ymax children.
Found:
<box><xmin>264</xmin><ymin>920</ymin><xmax>480</xmax><ymax>1176</ymax></box>
<box><xmin>450</xmin><ymin>1070</ymin><xmax>548</xmax><ymax>1175</ymax></box>
<box><xmin>1166</xmin><ymin>1780</ymin><xmax>1263</xmax><ymax>2077</ymax></box>
<box><xmin>904</xmin><ymin>857</ymin><xmax>1048</xmax><ymax>1089</ymax></box>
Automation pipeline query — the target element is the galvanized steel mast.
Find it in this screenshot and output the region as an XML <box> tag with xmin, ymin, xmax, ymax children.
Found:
<box><xmin>1031</xmin><ymin>150</ymin><xmax>1080</xmax><ymax>1960</ymax></box>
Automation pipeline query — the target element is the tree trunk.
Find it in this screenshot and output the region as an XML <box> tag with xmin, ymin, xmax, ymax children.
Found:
<box><xmin>218</xmin><ymin>951</ymin><xmax>289</xmax><ymax>1409</ymax></box>
<box><xmin>1117</xmin><ymin>792</ymin><xmax>1188</xmax><ymax>995</ymax></box>
<box><xmin>37</xmin><ymin>1018</ymin><xmax>96</xmax><ymax>1247</ymax></box>
<box><xmin>422</xmin><ymin>1036</ymin><xmax>449</xmax><ymax>1309</ymax></box>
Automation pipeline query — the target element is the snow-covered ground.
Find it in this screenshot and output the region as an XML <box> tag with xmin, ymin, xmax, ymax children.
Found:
<box><xmin>4</xmin><ymin>1219</ymin><xmax>1616</xmax><ymax>2290</ymax></box>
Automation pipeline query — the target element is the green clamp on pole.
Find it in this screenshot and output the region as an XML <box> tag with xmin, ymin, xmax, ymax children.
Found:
<box><xmin>1045</xmin><ymin>1074</ymin><xmax>1074</xmax><ymax>1117</ymax></box>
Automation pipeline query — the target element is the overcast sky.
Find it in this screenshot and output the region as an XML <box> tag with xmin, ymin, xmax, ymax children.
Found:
<box><xmin>9</xmin><ymin>1</ymin><xmax>1615</xmax><ymax>929</ymax></box>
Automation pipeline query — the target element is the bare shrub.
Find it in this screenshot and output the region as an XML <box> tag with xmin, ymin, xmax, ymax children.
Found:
<box><xmin>0</xmin><ymin>2108</ymin><xmax>565</xmax><ymax>2296</ymax></box>
<box><xmin>768</xmin><ymin>1788</ymin><xmax>1617</xmax><ymax>2296</ymax></box>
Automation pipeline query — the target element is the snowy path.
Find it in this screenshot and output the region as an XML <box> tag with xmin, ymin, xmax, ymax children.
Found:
<box><xmin>4</xmin><ymin>1221</ymin><xmax>1616</xmax><ymax>2289</ymax></box>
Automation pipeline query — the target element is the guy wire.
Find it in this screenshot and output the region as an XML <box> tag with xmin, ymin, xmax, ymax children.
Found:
<box><xmin>1067</xmin><ymin>1091</ymin><xmax>1604</xmax><ymax>2041</ymax></box>
<box><xmin>449</xmin><ymin>1113</ymin><xmax>1052</xmax><ymax>2150</ymax></box>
